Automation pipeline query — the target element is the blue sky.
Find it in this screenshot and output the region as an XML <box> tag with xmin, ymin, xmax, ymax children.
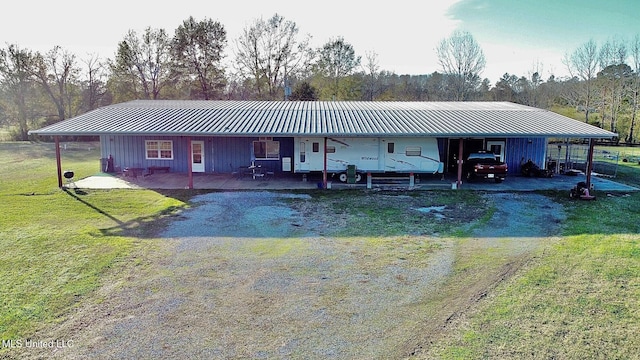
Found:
<box><xmin>1</xmin><ymin>0</ymin><xmax>638</xmax><ymax>85</ymax></box>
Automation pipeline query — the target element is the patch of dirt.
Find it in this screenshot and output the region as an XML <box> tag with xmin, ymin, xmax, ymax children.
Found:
<box><xmin>19</xmin><ymin>191</ymin><xmax>565</xmax><ymax>360</ymax></box>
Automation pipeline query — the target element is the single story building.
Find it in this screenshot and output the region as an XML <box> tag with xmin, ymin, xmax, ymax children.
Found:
<box><xmin>30</xmin><ymin>100</ymin><xmax>617</xmax><ymax>189</ymax></box>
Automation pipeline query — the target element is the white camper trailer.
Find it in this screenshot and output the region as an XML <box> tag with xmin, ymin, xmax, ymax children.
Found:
<box><xmin>293</xmin><ymin>137</ymin><xmax>444</xmax><ymax>182</ymax></box>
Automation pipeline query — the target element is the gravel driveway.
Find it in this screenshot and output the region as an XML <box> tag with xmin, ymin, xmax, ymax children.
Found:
<box><xmin>23</xmin><ymin>191</ymin><xmax>565</xmax><ymax>360</ymax></box>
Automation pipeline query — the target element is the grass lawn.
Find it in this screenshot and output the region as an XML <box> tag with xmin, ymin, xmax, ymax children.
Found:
<box><xmin>428</xmin><ymin>191</ymin><xmax>640</xmax><ymax>358</ymax></box>
<box><xmin>0</xmin><ymin>142</ymin><xmax>184</xmax><ymax>342</ymax></box>
<box><xmin>1</xmin><ymin>141</ymin><xmax>639</xmax><ymax>359</ymax></box>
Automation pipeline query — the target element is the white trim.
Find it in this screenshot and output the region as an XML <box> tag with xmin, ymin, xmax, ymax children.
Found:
<box><xmin>145</xmin><ymin>140</ymin><xmax>174</xmax><ymax>160</ymax></box>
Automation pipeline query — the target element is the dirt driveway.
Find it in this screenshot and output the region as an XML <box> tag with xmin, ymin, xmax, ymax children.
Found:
<box><xmin>24</xmin><ymin>191</ymin><xmax>565</xmax><ymax>360</ymax></box>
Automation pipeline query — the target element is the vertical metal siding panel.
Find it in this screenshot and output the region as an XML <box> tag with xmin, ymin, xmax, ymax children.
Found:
<box><xmin>216</xmin><ymin>137</ymin><xmax>253</xmax><ymax>173</ymax></box>
<box><xmin>99</xmin><ymin>136</ymin><xmax>109</xmax><ymax>161</ymax></box>
<box><xmin>506</xmin><ymin>138</ymin><xmax>547</xmax><ymax>175</ymax></box>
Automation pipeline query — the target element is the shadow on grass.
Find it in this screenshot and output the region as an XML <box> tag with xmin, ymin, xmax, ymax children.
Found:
<box><xmin>64</xmin><ymin>188</ymin><xmax>185</xmax><ymax>238</ymax></box>
<box><xmin>64</xmin><ymin>188</ymin><xmax>123</xmax><ymax>225</ymax></box>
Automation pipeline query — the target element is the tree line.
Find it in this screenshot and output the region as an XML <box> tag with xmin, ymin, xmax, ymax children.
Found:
<box><xmin>1</xmin><ymin>14</ymin><xmax>639</xmax><ymax>144</ymax></box>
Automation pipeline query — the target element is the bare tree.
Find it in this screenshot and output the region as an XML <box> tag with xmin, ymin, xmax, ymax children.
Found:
<box><xmin>315</xmin><ymin>36</ymin><xmax>361</xmax><ymax>100</ymax></box>
<box><xmin>628</xmin><ymin>35</ymin><xmax>640</xmax><ymax>143</ymax></box>
<box><xmin>599</xmin><ymin>36</ymin><xmax>627</xmax><ymax>68</ymax></box>
<box><xmin>111</xmin><ymin>27</ymin><xmax>172</xmax><ymax>100</ymax></box>
<box><xmin>436</xmin><ymin>30</ymin><xmax>486</xmax><ymax>101</ymax></box>
<box><xmin>234</xmin><ymin>13</ymin><xmax>313</xmax><ymax>100</ymax></box>
<box><xmin>172</xmin><ymin>16</ymin><xmax>227</xmax><ymax>100</ymax></box>
<box><xmin>31</xmin><ymin>46</ymin><xmax>81</xmax><ymax>122</ymax></box>
<box><xmin>362</xmin><ymin>50</ymin><xmax>380</xmax><ymax>101</ymax></box>
<box><xmin>82</xmin><ymin>53</ymin><xmax>109</xmax><ymax>112</ymax></box>
<box><xmin>564</xmin><ymin>39</ymin><xmax>599</xmax><ymax>122</ymax></box>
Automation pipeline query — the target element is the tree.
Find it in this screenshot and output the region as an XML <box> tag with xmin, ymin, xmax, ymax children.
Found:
<box><xmin>288</xmin><ymin>81</ymin><xmax>318</xmax><ymax>100</ymax></box>
<box><xmin>81</xmin><ymin>54</ymin><xmax>109</xmax><ymax>112</ymax></box>
<box><xmin>30</xmin><ymin>46</ymin><xmax>81</xmax><ymax>122</ymax></box>
<box><xmin>0</xmin><ymin>44</ymin><xmax>37</xmax><ymax>140</ymax></box>
<box><xmin>172</xmin><ymin>16</ymin><xmax>227</xmax><ymax>100</ymax></box>
<box><xmin>362</xmin><ymin>51</ymin><xmax>380</xmax><ymax>101</ymax></box>
<box><xmin>436</xmin><ymin>30</ymin><xmax>486</xmax><ymax>101</ymax></box>
<box><xmin>596</xmin><ymin>63</ymin><xmax>632</xmax><ymax>134</ymax></box>
<box><xmin>110</xmin><ymin>27</ymin><xmax>173</xmax><ymax>100</ymax></box>
<box><xmin>628</xmin><ymin>35</ymin><xmax>640</xmax><ymax>144</ymax></box>
<box><xmin>315</xmin><ymin>37</ymin><xmax>361</xmax><ymax>100</ymax></box>
<box><xmin>564</xmin><ymin>39</ymin><xmax>599</xmax><ymax>122</ymax></box>
<box><xmin>234</xmin><ymin>14</ymin><xmax>313</xmax><ymax>100</ymax></box>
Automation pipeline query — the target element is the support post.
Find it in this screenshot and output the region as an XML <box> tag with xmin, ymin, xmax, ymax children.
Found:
<box><xmin>456</xmin><ymin>138</ymin><xmax>464</xmax><ymax>188</ymax></box>
<box><xmin>367</xmin><ymin>172</ymin><xmax>372</xmax><ymax>189</ymax></box>
<box><xmin>409</xmin><ymin>172</ymin><xmax>415</xmax><ymax>187</ymax></box>
<box><xmin>323</xmin><ymin>137</ymin><xmax>328</xmax><ymax>189</ymax></box>
<box><xmin>187</xmin><ymin>137</ymin><xmax>193</xmax><ymax>189</ymax></box>
<box><xmin>55</xmin><ymin>136</ymin><xmax>63</xmax><ymax>188</ymax></box>
<box><xmin>585</xmin><ymin>138</ymin><xmax>595</xmax><ymax>191</ymax></box>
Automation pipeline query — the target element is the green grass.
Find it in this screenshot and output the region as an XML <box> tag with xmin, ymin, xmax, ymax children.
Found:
<box><xmin>0</xmin><ymin>142</ymin><xmax>185</xmax><ymax>341</ymax></box>
<box><xmin>430</xmin><ymin>190</ymin><xmax>640</xmax><ymax>359</ymax></box>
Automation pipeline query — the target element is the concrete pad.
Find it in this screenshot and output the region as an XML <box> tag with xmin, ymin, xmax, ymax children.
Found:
<box><xmin>70</xmin><ymin>172</ymin><xmax>638</xmax><ymax>192</ymax></box>
<box><xmin>71</xmin><ymin>174</ymin><xmax>141</xmax><ymax>189</ymax></box>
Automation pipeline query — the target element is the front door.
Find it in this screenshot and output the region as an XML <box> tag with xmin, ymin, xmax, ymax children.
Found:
<box><xmin>191</xmin><ymin>140</ymin><xmax>205</xmax><ymax>173</ymax></box>
<box><xmin>487</xmin><ymin>140</ymin><xmax>506</xmax><ymax>162</ymax></box>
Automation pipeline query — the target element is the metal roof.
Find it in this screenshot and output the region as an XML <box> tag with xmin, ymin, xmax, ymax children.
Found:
<box><xmin>29</xmin><ymin>100</ymin><xmax>618</xmax><ymax>139</ymax></box>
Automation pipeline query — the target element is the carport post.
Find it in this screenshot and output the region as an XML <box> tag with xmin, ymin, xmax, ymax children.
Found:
<box><xmin>55</xmin><ymin>136</ymin><xmax>63</xmax><ymax>188</ymax></box>
<box><xmin>456</xmin><ymin>138</ymin><xmax>464</xmax><ymax>188</ymax></box>
<box><xmin>323</xmin><ymin>137</ymin><xmax>328</xmax><ymax>189</ymax></box>
<box><xmin>585</xmin><ymin>138</ymin><xmax>595</xmax><ymax>190</ymax></box>
<box><xmin>187</xmin><ymin>137</ymin><xmax>193</xmax><ymax>189</ymax></box>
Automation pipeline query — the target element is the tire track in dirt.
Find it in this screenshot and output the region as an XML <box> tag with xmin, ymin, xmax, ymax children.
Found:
<box><xmin>405</xmin><ymin>192</ymin><xmax>566</xmax><ymax>358</ymax></box>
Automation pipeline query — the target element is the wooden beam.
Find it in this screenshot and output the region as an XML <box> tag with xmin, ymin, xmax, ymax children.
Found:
<box><xmin>55</xmin><ymin>136</ymin><xmax>63</xmax><ymax>188</ymax></box>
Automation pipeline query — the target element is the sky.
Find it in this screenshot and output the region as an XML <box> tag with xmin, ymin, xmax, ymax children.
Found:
<box><xmin>1</xmin><ymin>0</ymin><xmax>638</xmax><ymax>85</ymax></box>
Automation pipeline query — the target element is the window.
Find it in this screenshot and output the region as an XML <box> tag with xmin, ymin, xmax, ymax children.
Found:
<box><xmin>326</xmin><ymin>146</ymin><xmax>336</xmax><ymax>153</ymax></box>
<box><xmin>253</xmin><ymin>140</ymin><xmax>280</xmax><ymax>160</ymax></box>
<box><xmin>300</xmin><ymin>142</ymin><xmax>306</xmax><ymax>163</ymax></box>
<box><xmin>387</xmin><ymin>142</ymin><xmax>395</xmax><ymax>154</ymax></box>
<box><xmin>145</xmin><ymin>140</ymin><xmax>173</xmax><ymax>160</ymax></box>
<box><xmin>405</xmin><ymin>146</ymin><xmax>421</xmax><ymax>156</ymax></box>
<box><xmin>312</xmin><ymin>142</ymin><xmax>320</xmax><ymax>152</ymax></box>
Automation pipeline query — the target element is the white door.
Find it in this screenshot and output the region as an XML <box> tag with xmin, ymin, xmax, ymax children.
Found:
<box><xmin>486</xmin><ymin>140</ymin><xmax>506</xmax><ymax>162</ymax></box>
<box><xmin>191</xmin><ymin>141</ymin><xmax>205</xmax><ymax>173</ymax></box>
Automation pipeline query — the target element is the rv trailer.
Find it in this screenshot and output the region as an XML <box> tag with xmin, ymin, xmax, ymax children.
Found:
<box><xmin>293</xmin><ymin>137</ymin><xmax>444</xmax><ymax>182</ymax></box>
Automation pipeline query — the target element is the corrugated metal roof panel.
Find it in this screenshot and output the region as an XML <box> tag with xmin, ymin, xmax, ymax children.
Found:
<box><xmin>29</xmin><ymin>100</ymin><xmax>618</xmax><ymax>139</ymax></box>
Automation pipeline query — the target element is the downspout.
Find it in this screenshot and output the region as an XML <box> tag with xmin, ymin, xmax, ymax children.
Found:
<box><xmin>585</xmin><ymin>138</ymin><xmax>595</xmax><ymax>190</ymax></box>
<box><xmin>456</xmin><ymin>138</ymin><xmax>464</xmax><ymax>188</ymax></box>
<box><xmin>55</xmin><ymin>136</ymin><xmax>63</xmax><ymax>188</ymax></box>
<box><xmin>323</xmin><ymin>137</ymin><xmax>328</xmax><ymax>189</ymax></box>
<box><xmin>187</xmin><ymin>137</ymin><xmax>193</xmax><ymax>189</ymax></box>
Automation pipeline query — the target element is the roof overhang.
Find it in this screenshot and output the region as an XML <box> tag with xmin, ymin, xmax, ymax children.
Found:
<box><xmin>29</xmin><ymin>100</ymin><xmax>619</xmax><ymax>140</ymax></box>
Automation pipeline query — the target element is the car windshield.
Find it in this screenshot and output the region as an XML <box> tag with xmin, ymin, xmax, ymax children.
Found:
<box><xmin>469</xmin><ymin>153</ymin><xmax>496</xmax><ymax>159</ymax></box>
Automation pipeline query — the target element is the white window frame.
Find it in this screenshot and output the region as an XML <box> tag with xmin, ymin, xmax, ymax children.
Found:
<box><xmin>253</xmin><ymin>139</ymin><xmax>280</xmax><ymax>160</ymax></box>
<box><xmin>145</xmin><ymin>140</ymin><xmax>174</xmax><ymax>160</ymax></box>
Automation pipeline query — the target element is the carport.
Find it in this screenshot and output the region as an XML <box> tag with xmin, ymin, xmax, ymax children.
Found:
<box><xmin>29</xmin><ymin>100</ymin><xmax>618</xmax><ymax>191</ymax></box>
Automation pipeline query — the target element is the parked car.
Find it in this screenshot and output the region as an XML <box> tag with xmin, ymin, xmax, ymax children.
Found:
<box><xmin>464</xmin><ymin>151</ymin><xmax>508</xmax><ymax>183</ymax></box>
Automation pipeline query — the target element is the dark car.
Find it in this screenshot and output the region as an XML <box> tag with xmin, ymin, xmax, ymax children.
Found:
<box><xmin>464</xmin><ymin>151</ymin><xmax>508</xmax><ymax>183</ymax></box>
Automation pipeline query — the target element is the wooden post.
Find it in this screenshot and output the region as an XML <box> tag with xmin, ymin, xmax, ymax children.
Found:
<box><xmin>55</xmin><ymin>136</ymin><xmax>63</xmax><ymax>188</ymax></box>
<box><xmin>187</xmin><ymin>137</ymin><xmax>193</xmax><ymax>189</ymax></box>
<box><xmin>585</xmin><ymin>138</ymin><xmax>595</xmax><ymax>191</ymax></box>
<box><xmin>323</xmin><ymin>137</ymin><xmax>328</xmax><ymax>189</ymax></box>
<box><xmin>456</xmin><ymin>138</ymin><xmax>464</xmax><ymax>188</ymax></box>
